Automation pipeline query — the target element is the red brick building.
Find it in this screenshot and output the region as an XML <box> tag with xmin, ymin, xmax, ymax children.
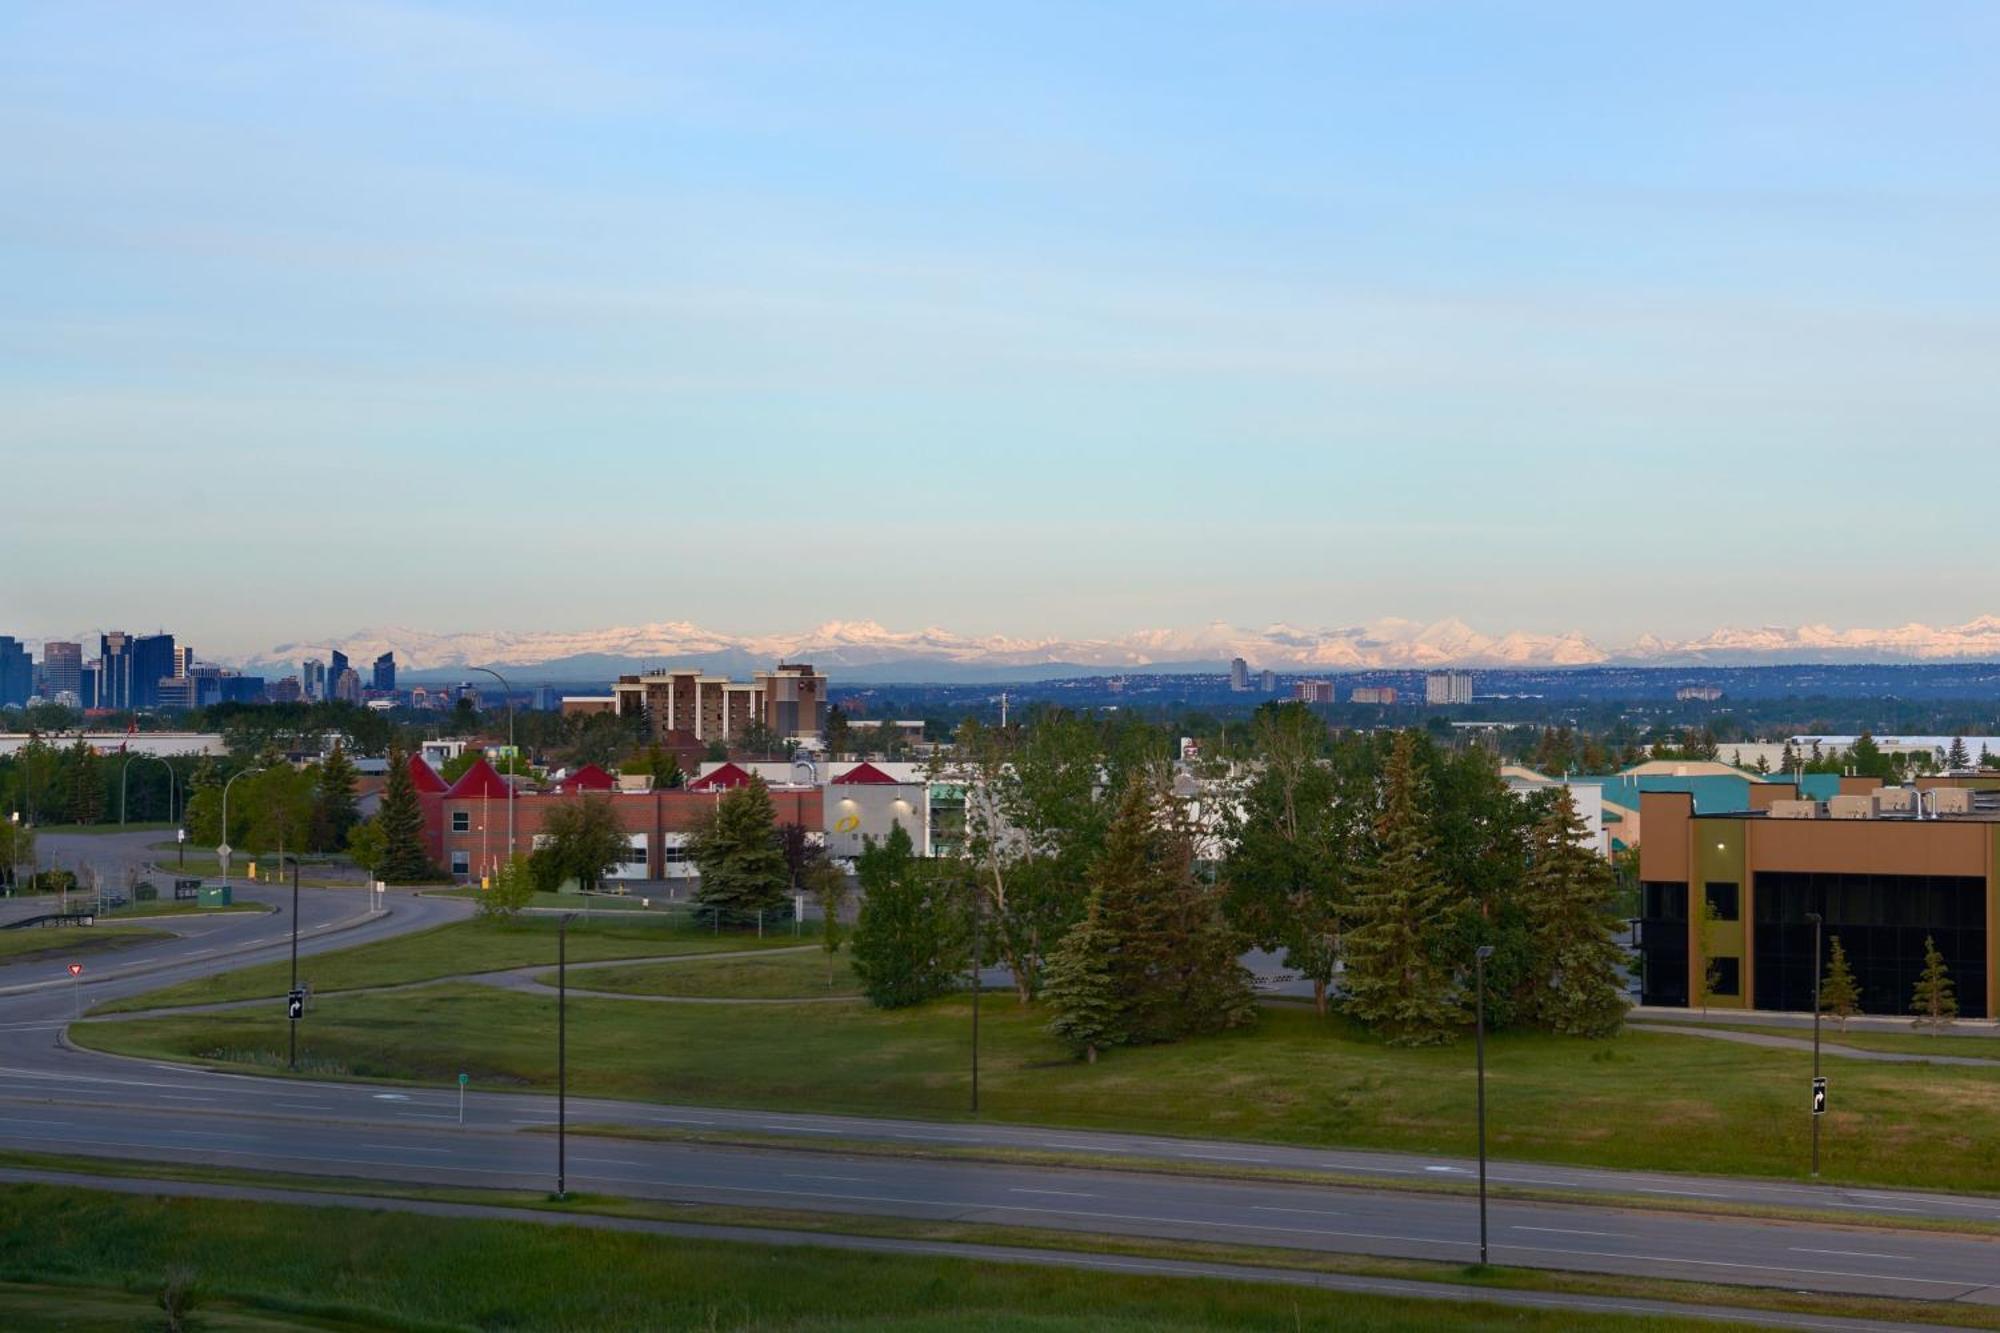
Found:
<box><xmin>415</xmin><ymin>755</ymin><xmax>820</xmax><ymax>883</ymax></box>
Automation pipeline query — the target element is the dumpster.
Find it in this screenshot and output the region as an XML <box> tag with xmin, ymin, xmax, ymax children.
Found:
<box><xmin>198</xmin><ymin>885</ymin><xmax>233</xmax><ymax>908</ymax></box>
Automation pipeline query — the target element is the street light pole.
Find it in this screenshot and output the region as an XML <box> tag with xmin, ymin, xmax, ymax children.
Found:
<box><xmin>289</xmin><ymin>855</ymin><xmax>301</xmax><ymax>1071</ymax></box>
<box><xmin>219</xmin><ymin>767</ymin><xmax>261</xmax><ymax>891</ymax></box>
<box><xmin>970</xmin><ymin>871</ymin><xmax>981</xmax><ymax>1116</ymax></box>
<box><xmin>469</xmin><ymin>667</ymin><xmax>516</xmax><ymax>867</ymax></box>
<box><xmin>557</xmin><ymin>911</ymin><xmax>576</xmax><ymax>1200</ymax></box>
<box><xmin>1806</xmin><ymin>910</ymin><xmax>1823</xmax><ymax>1178</ymax></box>
<box><xmin>1474</xmin><ymin>943</ymin><xmax>1495</xmax><ymax>1266</ymax></box>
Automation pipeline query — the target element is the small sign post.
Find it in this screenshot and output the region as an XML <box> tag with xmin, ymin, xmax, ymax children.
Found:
<box><xmin>287</xmin><ymin>988</ymin><xmax>304</xmax><ymax>1021</ymax></box>
<box><xmin>67</xmin><ymin>962</ymin><xmax>82</xmax><ymax>1016</ymax></box>
<box><xmin>458</xmin><ymin>1071</ymin><xmax>469</xmax><ymax>1125</ymax></box>
<box><xmin>1812</xmin><ymin>1075</ymin><xmax>1828</xmax><ymax>1117</ymax></box>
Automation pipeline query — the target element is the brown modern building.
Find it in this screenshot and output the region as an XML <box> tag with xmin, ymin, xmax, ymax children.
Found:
<box><xmin>1637</xmin><ymin>775</ymin><xmax>2000</xmax><ymax>1018</ymax></box>
<box><xmin>612</xmin><ymin>663</ymin><xmax>828</xmax><ymax>746</ymax></box>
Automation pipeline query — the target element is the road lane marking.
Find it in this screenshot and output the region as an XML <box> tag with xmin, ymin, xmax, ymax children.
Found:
<box><xmin>1181</xmin><ymin>1153</ymin><xmax>1268</xmax><ymax>1163</ymax></box>
<box><xmin>1637</xmin><ymin>1187</ymin><xmax>1724</xmax><ymax>1198</ymax></box>
<box><xmin>1790</xmin><ymin>1247</ymin><xmax>1908</xmax><ymax>1261</ymax></box>
<box><xmin>1037</xmin><ymin>1142</ymin><xmax>1130</xmax><ymax>1153</ymax></box>
<box><xmin>273</xmin><ymin>1103</ymin><xmax>333</xmax><ymax>1112</ymax></box>
<box><xmin>1251</xmin><ymin>1206</ymin><xmax>1344</xmax><ymax>1217</ymax></box>
<box><xmin>767</xmin><ymin>1125</ymin><xmax>843</xmax><ymax>1135</ymax></box>
<box><xmin>159</xmin><ymin>1095</ymin><xmax>214</xmax><ymax>1103</ymax></box>
<box><xmin>1512</xmin><ymin>1226</ymin><xmax>1632</xmax><ymax>1239</ymax></box>
<box><xmin>784</xmin><ymin>1173</ymin><xmax>867</xmax><ymax>1183</ymax></box>
<box><xmin>1009</xmin><ymin>1188</ymin><xmax>1095</xmax><ymax>1198</ymax></box>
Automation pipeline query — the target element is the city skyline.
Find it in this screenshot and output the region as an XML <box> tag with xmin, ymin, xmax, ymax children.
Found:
<box><xmin>8</xmin><ymin>3</ymin><xmax>2000</xmax><ymax>646</ymax></box>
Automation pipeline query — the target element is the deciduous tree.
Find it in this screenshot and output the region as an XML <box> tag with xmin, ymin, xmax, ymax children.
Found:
<box><xmin>542</xmin><ymin>795</ymin><xmax>631</xmax><ymax>894</ymax></box>
<box><xmin>850</xmin><ymin>822</ymin><xmax>963</xmax><ymax>1008</ymax></box>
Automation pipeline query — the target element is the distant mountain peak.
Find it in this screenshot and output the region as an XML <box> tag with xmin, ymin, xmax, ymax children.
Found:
<box><xmin>236</xmin><ymin>614</ymin><xmax>2000</xmax><ymax>680</ymax></box>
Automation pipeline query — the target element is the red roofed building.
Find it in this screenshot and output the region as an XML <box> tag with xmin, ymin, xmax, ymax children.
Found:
<box><xmin>832</xmin><ymin>761</ymin><xmax>900</xmax><ymax>785</ymax></box>
<box><xmin>422</xmin><ymin>773</ymin><xmax>820</xmax><ymax>885</ymax></box>
<box><xmin>686</xmin><ymin>762</ymin><xmax>756</xmax><ymax>792</ymax></box>
<box><xmin>443</xmin><ymin>756</ymin><xmax>516</xmax><ymax>801</ymax></box>
<box><xmin>408</xmin><ymin>752</ymin><xmax>449</xmax><ymax>794</ymax></box>
<box><xmin>550</xmin><ymin>763</ymin><xmax>617</xmax><ymax>794</ymax></box>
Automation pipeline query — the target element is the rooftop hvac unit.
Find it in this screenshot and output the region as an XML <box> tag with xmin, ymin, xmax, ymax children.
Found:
<box><xmin>1769</xmin><ymin>800</ymin><xmax>1820</xmax><ymax>820</ymax></box>
<box><xmin>1827</xmin><ymin>795</ymin><xmax>1871</xmax><ymax>820</ymax></box>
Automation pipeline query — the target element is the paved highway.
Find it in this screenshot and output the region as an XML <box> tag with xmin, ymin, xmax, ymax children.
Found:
<box><xmin>4</xmin><ymin>835</ymin><xmax>2000</xmax><ymax>1314</ymax></box>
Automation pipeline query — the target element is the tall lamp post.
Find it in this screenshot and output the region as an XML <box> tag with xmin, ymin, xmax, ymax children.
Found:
<box><xmin>969</xmin><ymin>871</ymin><xmax>981</xmax><ymax>1115</ymax></box>
<box><xmin>1474</xmin><ymin>943</ymin><xmax>1495</xmax><ymax>1266</ymax></box>
<box><xmin>557</xmin><ymin>911</ymin><xmax>577</xmax><ymax>1200</ymax></box>
<box><xmin>469</xmin><ymin>667</ymin><xmax>516</xmax><ymax>867</ymax></box>
<box><xmin>1806</xmin><ymin>910</ymin><xmax>1823</xmax><ymax>1178</ymax></box>
<box><xmin>120</xmin><ymin>753</ymin><xmax>177</xmax><ymax>831</ymax></box>
<box><xmin>288</xmin><ymin>854</ymin><xmax>302</xmax><ymax>1070</ymax></box>
<box><xmin>218</xmin><ymin>767</ymin><xmax>262</xmax><ymax>890</ymax></box>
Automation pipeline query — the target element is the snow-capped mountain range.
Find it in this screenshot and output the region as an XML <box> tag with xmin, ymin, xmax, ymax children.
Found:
<box><xmin>236</xmin><ymin>615</ymin><xmax>2000</xmax><ymax>681</ymax></box>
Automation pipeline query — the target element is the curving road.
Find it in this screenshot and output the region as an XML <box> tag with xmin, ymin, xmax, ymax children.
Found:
<box><xmin>4</xmin><ymin>835</ymin><xmax>2000</xmax><ymax>1323</ymax></box>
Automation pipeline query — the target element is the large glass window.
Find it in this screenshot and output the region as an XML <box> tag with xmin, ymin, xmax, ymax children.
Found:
<box><xmin>1752</xmin><ymin>871</ymin><xmax>1988</xmax><ymax>1018</ymax></box>
<box><xmin>1705</xmin><ymin>882</ymin><xmax>1740</xmax><ymax>922</ymax></box>
<box><xmin>1638</xmin><ymin>881</ymin><xmax>1689</xmax><ymax>1007</ymax></box>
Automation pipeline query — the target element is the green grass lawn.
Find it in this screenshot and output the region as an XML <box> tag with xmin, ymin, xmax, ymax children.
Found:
<box><xmin>72</xmin><ymin>986</ymin><xmax>2000</xmax><ymax>1191</ymax></box>
<box><xmin>550</xmin><ymin>946</ymin><xmax>863</xmax><ymax>998</ymax></box>
<box><xmin>0</xmin><ymin>925</ymin><xmax>171</xmax><ymax>964</ymax></box>
<box><xmin>91</xmin><ymin>915</ymin><xmax>806</xmax><ymax>1013</ymax></box>
<box><xmin>32</xmin><ymin>820</ymin><xmax>174</xmax><ymax>836</ymax></box>
<box><xmin>0</xmin><ymin>1183</ymin><xmax>1745</xmax><ymax>1332</ymax></box>
<box><xmin>106</xmin><ymin>899</ymin><xmax>268</xmax><ymax>919</ymax></box>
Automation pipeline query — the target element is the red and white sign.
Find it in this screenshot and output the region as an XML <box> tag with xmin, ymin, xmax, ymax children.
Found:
<box><xmin>67</xmin><ymin>964</ymin><xmax>83</xmax><ymax>977</ymax></box>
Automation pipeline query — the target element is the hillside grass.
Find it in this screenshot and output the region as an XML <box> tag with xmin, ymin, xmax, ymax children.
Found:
<box><xmin>0</xmin><ymin>1183</ymin><xmax>1752</xmax><ymax>1332</ymax></box>
<box><xmin>90</xmin><ymin>915</ymin><xmax>804</xmax><ymax>1013</ymax></box>
<box><xmin>72</xmin><ymin>987</ymin><xmax>2000</xmax><ymax>1191</ymax></box>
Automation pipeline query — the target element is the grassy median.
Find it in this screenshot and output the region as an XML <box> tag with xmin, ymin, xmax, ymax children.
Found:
<box><xmin>73</xmin><ymin>985</ymin><xmax>2000</xmax><ymax>1190</ymax></box>
<box><xmin>91</xmin><ymin>916</ymin><xmax>807</xmax><ymax>1013</ymax></box>
<box><xmin>0</xmin><ymin>1182</ymin><xmax>1762</xmax><ymax>1331</ymax></box>
<box><xmin>0</xmin><ymin>925</ymin><xmax>171</xmax><ymax>965</ymax></box>
<box><xmin>546</xmin><ymin>947</ymin><xmax>863</xmax><ymax>999</ymax></box>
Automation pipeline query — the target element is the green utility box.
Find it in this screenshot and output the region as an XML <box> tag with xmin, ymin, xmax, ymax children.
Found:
<box><xmin>199</xmin><ymin>885</ymin><xmax>234</xmax><ymax>908</ymax></box>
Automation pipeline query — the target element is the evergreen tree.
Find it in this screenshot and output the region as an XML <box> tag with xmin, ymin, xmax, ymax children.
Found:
<box><xmin>1819</xmin><ymin>935</ymin><xmax>1860</xmax><ymax>1031</ymax></box>
<box><xmin>1342</xmin><ymin>732</ymin><xmax>1467</xmax><ymax>1044</ymax></box>
<box><xmin>1910</xmin><ymin>936</ymin><xmax>1958</xmax><ymax>1029</ymax></box>
<box><xmin>376</xmin><ymin>747</ymin><xmax>438</xmax><ymax>884</ymax></box>
<box><xmin>849</xmin><ymin>822</ymin><xmax>962</xmax><ymax>1007</ymax></box>
<box><xmin>311</xmin><ymin>746</ymin><xmax>360</xmax><ymax>852</ymax></box>
<box><xmin>1519</xmin><ymin>787</ymin><xmax>1626</xmax><ymax>1037</ymax></box>
<box><xmin>688</xmin><ymin>776</ymin><xmax>790</xmax><ymax>920</ymax></box>
<box><xmin>1044</xmin><ymin>890</ymin><xmax>1120</xmax><ymax>1062</ymax></box>
<box><xmin>1779</xmin><ymin>740</ymin><xmax>1800</xmax><ymax>774</ymax></box>
<box><xmin>1947</xmin><ymin>735</ymin><xmax>1971</xmax><ymax>770</ymax></box>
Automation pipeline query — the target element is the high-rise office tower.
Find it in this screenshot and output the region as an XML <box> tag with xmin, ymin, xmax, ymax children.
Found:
<box><xmin>1229</xmin><ymin>657</ymin><xmax>1251</xmax><ymax>692</ymax></box>
<box><xmin>302</xmin><ymin>659</ymin><xmax>326</xmax><ymax>702</ymax></box>
<box><xmin>97</xmin><ymin>631</ymin><xmax>133</xmax><ymax>711</ymax></box>
<box><xmin>39</xmin><ymin>641</ymin><xmax>81</xmax><ymax>700</ymax></box>
<box><xmin>329</xmin><ymin>650</ymin><xmax>349</xmax><ymax>692</ymax></box>
<box><xmin>0</xmin><ymin>636</ymin><xmax>30</xmax><ymax>707</ymax></box>
<box><xmin>130</xmin><ymin>633</ymin><xmax>176</xmax><ymax>710</ymax></box>
<box><xmin>332</xmin><ymin>667</ymin><xmax>362</xmax><ymax>705</ymax></box>
<box><xmin>372</xmin><ymin>651</ymin><xmax>396</xmax><ymax>693</ymax></box>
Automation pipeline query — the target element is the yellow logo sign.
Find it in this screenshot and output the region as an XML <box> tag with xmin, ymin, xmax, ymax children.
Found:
<box><xmin>833</xmin><ymin>814</ymin><xmax>861</xmax><ymax>833</ymax></box>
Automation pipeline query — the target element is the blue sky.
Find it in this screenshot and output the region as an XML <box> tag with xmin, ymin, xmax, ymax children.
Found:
<box><xmin>5</xmin><ymin>2</ymin><xmax>1998</xmax><ymax>656</ymax></box>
